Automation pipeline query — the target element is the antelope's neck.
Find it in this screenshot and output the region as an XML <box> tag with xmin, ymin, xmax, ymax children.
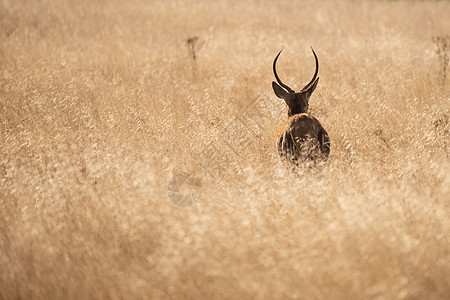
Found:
<box><xmin>288</xmin><ymin>109</ymin><xmax>307</xmax><ymax>117</ymax></box>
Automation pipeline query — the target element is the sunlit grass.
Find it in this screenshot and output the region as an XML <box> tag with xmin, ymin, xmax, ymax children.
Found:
<box><xmin>0</xmin><ymin>0</ymin><xmax>449</xmax><ymax>298</ymax></box>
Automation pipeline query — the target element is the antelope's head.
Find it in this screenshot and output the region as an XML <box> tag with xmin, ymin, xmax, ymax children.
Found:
<box><xmin>272</xmin><ymin>47</ymin><xmax>319</xmax><ymax>117</ymax></box>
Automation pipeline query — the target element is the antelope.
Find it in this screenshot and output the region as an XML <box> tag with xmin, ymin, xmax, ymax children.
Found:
<box><xmin>272</xmin><ymin>47</ymin><xmax>330</xmax><ymax>167</ymax></box>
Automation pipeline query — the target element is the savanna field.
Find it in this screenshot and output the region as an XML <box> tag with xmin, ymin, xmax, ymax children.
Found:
<box><xmin>1</xmin><ymin>0</ymin><xmax>449</xmax><ymax>298</ymax></box>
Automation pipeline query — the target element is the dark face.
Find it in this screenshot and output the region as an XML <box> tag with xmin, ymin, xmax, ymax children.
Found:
<box><xmin>272</xmin><ymin>79</ymin><xmax>319</xmax><ymax>118</ymax></box>
<box><xmin>284</xmin><ymin>93</ymin><xmax>309</xmax><ymax>116</ymax></box>
<box><xmin>271</xmin><ymin>47</ymin><xmax>320</xmax><ymax>118</ymax></box>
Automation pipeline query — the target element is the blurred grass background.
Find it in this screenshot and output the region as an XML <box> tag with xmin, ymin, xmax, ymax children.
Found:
<box><xmin>0</xmin><ymin>0</ymin><xmax>449</xmax><ymax>298</ymax></box>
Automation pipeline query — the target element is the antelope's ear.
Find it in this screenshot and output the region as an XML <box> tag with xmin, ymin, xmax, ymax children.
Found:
<box><xmin>272</xmin><ymin>81</ymin><xmax>289</xmax><ymax>100</ymax></box>
<box><xmin>305</xmin><ymin>77</ymin><xmax>319</xmax><ymax>97</ymax></box>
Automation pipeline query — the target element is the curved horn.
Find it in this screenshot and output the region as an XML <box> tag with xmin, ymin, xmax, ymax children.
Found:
<box><xmin>301</xmin><ymin>47</ymin><xmax>319</xmax><ymax>92</ymax></box>
<box><xmin>273</xmin><ymin>50</ymin><xmax>295</xmax><ymax>93</ymax></box>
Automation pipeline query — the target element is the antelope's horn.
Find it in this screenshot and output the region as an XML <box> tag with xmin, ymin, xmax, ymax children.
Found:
<box><xmin>301</xmin><ymin>47</ymin><xmax>319</xmax><ymax>92</ymax></box>
<box><xmin>273</xmin><ymin>50</ymin><xmax>295</xmax><ymax>93</ymax></box>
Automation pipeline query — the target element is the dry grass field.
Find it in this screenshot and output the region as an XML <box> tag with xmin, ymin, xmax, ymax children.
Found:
<box><xmin>1</xmin><ymin>0</ymin><xmax>450</xmax><ymax>298</ymax></box>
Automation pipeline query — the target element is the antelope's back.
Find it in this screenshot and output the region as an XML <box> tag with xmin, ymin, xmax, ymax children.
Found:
<box><xmin>277</xmin><ymin>114</ymin><xmax>330</xmax><ymax>165</ymax></box>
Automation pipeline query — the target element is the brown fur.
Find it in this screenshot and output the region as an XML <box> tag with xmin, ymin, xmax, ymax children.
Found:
<box><xmin>277</xmin><ymin>114</ymin><xmax>330</xmax><ymax>166</ymax></box>
<box><xmin>272</xmin><ymin>49</ymin><xmax>330</xmax><ymax>167</ymax></box>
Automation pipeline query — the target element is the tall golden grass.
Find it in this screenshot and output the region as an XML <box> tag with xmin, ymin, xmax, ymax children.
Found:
<box><xmin>1</xmin><ymin>0</ymin><xmax>449</xmax><ymax>298</ymax></box>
